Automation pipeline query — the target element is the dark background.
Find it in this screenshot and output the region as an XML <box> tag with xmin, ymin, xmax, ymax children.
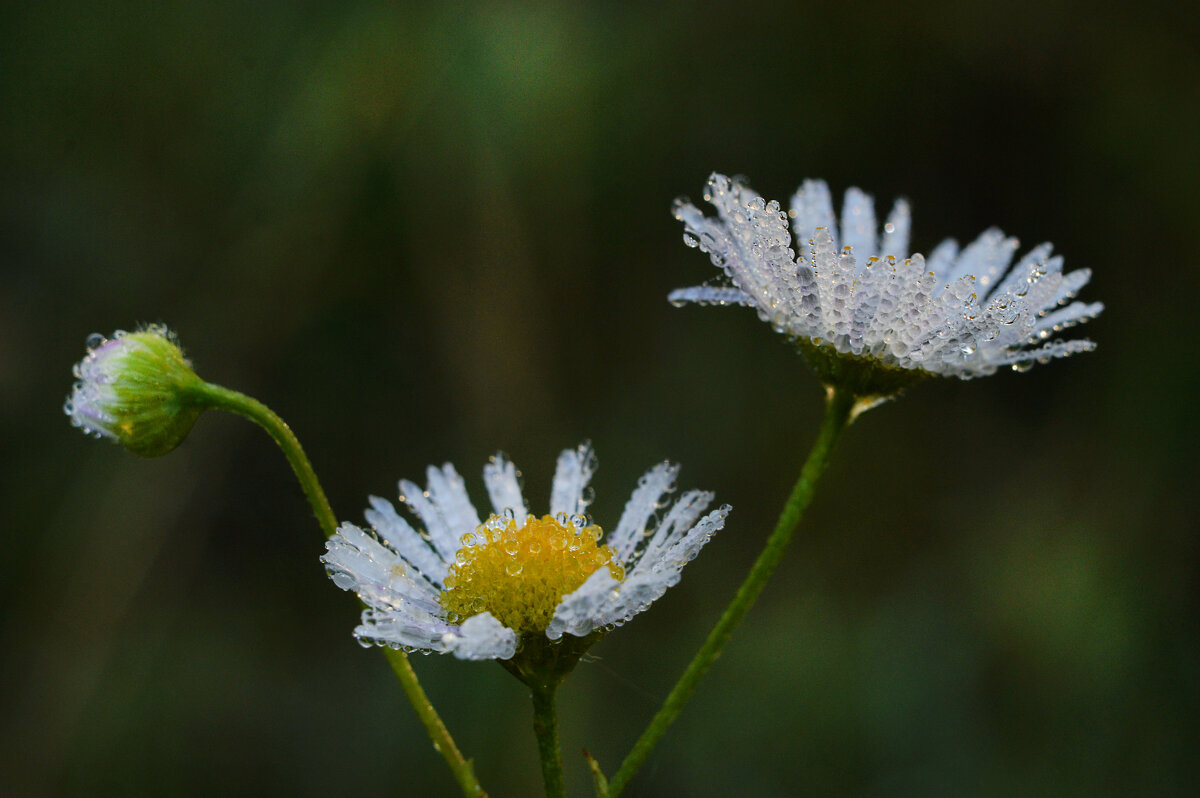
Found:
<box><xmin>3</xmin><ymin>2</ymin><xmax>1197</xmax><ymax>796</ymax></box>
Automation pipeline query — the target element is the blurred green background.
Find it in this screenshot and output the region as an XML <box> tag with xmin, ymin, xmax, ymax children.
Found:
<box><xmin>3</xmin><ymin>1</ymin><xmax>1198</xmax><ymax>795</ymax></box>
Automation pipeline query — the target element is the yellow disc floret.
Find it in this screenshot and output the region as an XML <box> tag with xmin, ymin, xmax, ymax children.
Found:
<box><xmin>441</xmin><ymin>514</ymin><xmax>625</xmax><ymax>635</ymax></box>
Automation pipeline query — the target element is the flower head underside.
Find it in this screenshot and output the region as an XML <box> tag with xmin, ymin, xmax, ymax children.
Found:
<box><xmin>670</xmin><ymin>174</ymin><xmax>1102</xmax><ymax>398</ymax></box>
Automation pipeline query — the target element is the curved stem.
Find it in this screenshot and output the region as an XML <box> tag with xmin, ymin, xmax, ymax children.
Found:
<box><xmin>606</xmin><ymin>386</ymin><xmax>857</xmax><ymax>797</ymax></box>
<box><xmin>200</xmin><ymin>382</ymin><xmax>486</xmax><ymax>798</ymax></box>
<box><xmin>199</xmin><ymin>383</ymin><xmax>338</xmax><ymax>537</ymax></box>
<box><xmin>531</xmin><ymin>685</ymin><xmax>566</xmax><ymax>798</ymax></box>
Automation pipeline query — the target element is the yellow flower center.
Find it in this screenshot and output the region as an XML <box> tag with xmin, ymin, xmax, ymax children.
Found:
<box><xmin>441</xmin><ymin>514</ymin><xmax>625</xmax><ymax>635</ymax></box>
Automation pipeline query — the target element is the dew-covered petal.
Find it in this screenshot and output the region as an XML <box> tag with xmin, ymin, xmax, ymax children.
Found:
<box><xmin>1034</xmin><ymin>301</ymin><xmax>1105</xmax><ymax>340</ymax></box>
<box><xmin>840</xmin><ymin>187</ymin><xmax>878</xmax><ymax>263</ymax></box>
<box><xmin>674</xmin><ymin>197</ymin><xmax>769</xmax><ymax>306</ymax></box>
<box><xmin>354</xmin><ymin>606</ymin><xmax>456</xmax><ymax>652</ymax></box>
<box><xmin>789</xmin><ymin>179</ymin><xmax>838</xmax><ymax>248</ymax></box>
<box><xmin>667</xmin><ymin>285</ymin><xmax>755</xmax><ymax>307</ymax></box>
<box><xmin>609</xmin><ymin>461</ymin><xmax>679</xmax><ymax>564</ymax></box>
<box><xmin>364</xmin><ymin>495</ymin><xmax>449</xmax><ymax>585</ymax></box>
<box><xmin>988</xmin><ymin>242</ymin><xmax>1054</xmax><ymax>301</ymax></box>
<box><xmin>566</xmin><ymin>505</ymin><xmax>729</xmax><ymax>640</ymax></box>
<box><xmin>943</xmin><ymin>228</ymin><xmax>1019</xmax><ymax>293</ymax></box>
<box><xmin>925</xmin><ymin>239</ymin><xmax>960</xmax><ymax>285</ymax></box>
<box><xmin>322</xmin><ymin>522</ymin><xmax>443</xmax><ymax>613</ymax></box>
<box><xmin>483</xmin><ymin>452</ymin><xmax>528</xmax><ymax>526</ymax></box>
<box><xmin>398</xmin><ymin>478</ymin><xmax>460</xmax><ymax>564</ymax></box>
<box><xmin>658</xmin><ymin>504</ymin><xmax>730</xmax><ymax>571</ymax></box>
<box><xmin>879</xmin><ymin>199</ymin><xmax>911</xmax><ymax>259</ymax></box>
<box><xmin>441</xmin><ymin>612</ymin><xmax>518</xmax><ymax>661</ymax></box>
<box><xmin>546</xmin><ymin>566</ymin><xmax>622</xmax><ymax>640</ymax></box>
<box><xmin>705</xmin><ymin>174</ymin><xmax>803</xmax><ymax>317</ymax></box>
<box><xmin>631</xmin><ymin>489</ymin><xmax>714</xmax><ymax>574</ymax></box>
<box><xmin>425</xmin><ymin>463</ymin><xmax>481</xmax><ymax>539</ymax></box>
<box><xmin>1053</xmin><ymin>268</ymin><xmax>1093</xmax><ymax>306</ymax></box>
<box><xmin>550</xmin><ymin>442</ymin><xmax>596</xmax><ymax>519</ymax></box>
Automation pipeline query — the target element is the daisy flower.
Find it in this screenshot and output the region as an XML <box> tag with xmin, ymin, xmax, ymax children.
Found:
<box><xmin>64</xmin><ymin>325</ymin><xmax>206</xmax><ymax>457</ymax></box>
<box><xmin>670</xmin><ymin>173</ymin><xmax>1102</xmax><ymax>399</ymax></box>
<box><xmin>321</xmin><ymin>444</ymin><xmax>730</xmax><ymax>665</ymax></box>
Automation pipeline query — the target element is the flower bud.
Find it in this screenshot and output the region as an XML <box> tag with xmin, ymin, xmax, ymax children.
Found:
<box><xmin>64</xmin><ymin>325</ymin><xmax>207</xmax><ymax>457</ymax></box>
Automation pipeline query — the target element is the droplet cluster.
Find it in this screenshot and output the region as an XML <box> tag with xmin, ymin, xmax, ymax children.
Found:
<box><xmin>670</xmin><ymin>174</ymin><xmax>1101</xmax><ymax>380</ymax></box>
<box><xmin>63</xmin><ymin>328</ymin><xmax>140</xmax><ymax>439</ymax></box>
<box><xmin>441</xmin><ymin>513</ymin><xmax>624</xmax><ymax>635</ymax></box>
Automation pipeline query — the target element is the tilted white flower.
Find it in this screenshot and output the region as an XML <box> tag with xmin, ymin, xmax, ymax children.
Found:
<box><xmin>322</xmin><ymin>444</ymin><xmax>729</xmax><ymax>661</ymax></box>
<box><xmin>670</xmin><ymin>174</ymin><xmax>1102</xmax><ymax>393</ymax></box>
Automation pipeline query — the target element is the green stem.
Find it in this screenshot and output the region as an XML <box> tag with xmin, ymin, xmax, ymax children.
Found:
<box><xmin>531</xmin><ymin>686</ymin><xmax>566</xmax><ymax>798</ymax></box>
<box><xmin>199</xmin><ymin>382</ymin><xmax>486</xmax><ymax>798</ymax></box>
<box><xmin>606</xmin><ymin>386</ymin><xmax>857</xmax><ymax>797</ymax></box>
<box><xmin>199</xmin><ymin>383</ymin><xmax>338</xmax><ymax>537</ymax></box>
<box><xmin>384</xmin><ymin>649</ymin><xmax>486</xmax><ymax>798</ymax></box>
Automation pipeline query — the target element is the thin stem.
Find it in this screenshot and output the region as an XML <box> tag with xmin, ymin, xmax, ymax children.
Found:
<box><xmin>199</xmin><ymin>383</ymin><xmax>338</xmax><ymax>537</ymax></box>
<box><xmin>384</xmin><ymin>649</ymin><xmax>486</xmax><ymax>798</ymax></box>
<box><xmin>199</xmin><ymin>382</ymin><xmax>486</xmax><ymax>798</ymax></box>
<box><xmin>606</xmin><ymin>386</ymin><xmax>857</xmax><ymax>797</ymax></box>
<box><xmin>531</xmin><ymin>686</ymin><xmax>566</xmax><ymax>798</ymax></box>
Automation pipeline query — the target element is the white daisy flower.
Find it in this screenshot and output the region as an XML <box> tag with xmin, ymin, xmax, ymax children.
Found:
<box><xmin>322</xmin><ymin>444</ymin><xmax>730</xmax><ymax>662</ymax></box>
<box><xmin>64</xmin><ymin>325</ymin><xmax>206</xmax><ymax>457</ymax></box>
<box><xmin>670</xmin><ymin>173</ymin><xmax>1102</xmax><ymax>395</ymax></box>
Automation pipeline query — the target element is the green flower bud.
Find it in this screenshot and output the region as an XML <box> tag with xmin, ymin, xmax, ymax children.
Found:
<box><xmin>64</xmin><ymin>325</ymin><xmax>208</xmax><ymax>457</ymax></box>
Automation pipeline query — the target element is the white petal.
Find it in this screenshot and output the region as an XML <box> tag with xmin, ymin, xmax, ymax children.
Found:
<box><xmin>944</xmin><ymin>228</ymin><xmax>1019</xmax><ymax>292</ymax></box>
<box><xmin>364</xmin><ymin>495</ymin><xmax>448</xmax><ymax>584</ymax></box>
<box><xmin>442</xmin><ymin>612</ymin><xmax>518</xmax><ymax>661</ymax></box>
<box><xmin>925</xmin><ymin>238</ymin><xmax>960</xmax><ymax>285</ymax></box>
<box><xmin>398</xmin><ymin>478</ymin><xmax>460</xmax><ymax>564</ymax></box>
<box><xmin>632</xmin><ymin>490</ymin><xmax>715</xmax><ymax>574</ymax></box>
<box><xmin>546</xmin><ymin>567</ymin><xmax>622</xmax><ymax>640</ymax></box>
<box><xmin>789</xmin><ymin>179</ymin><xmax>838</xmax><ymax>248</ymax></box>
<box><xmin>425</xmin><ymin>463</ymin><xmax>481</xmax><ymax>540</ymax></box>
<box><xmin>840</xmin><ymin>187</ymin><xmax>878</xmax><ymax>263</ymax></box>
<box><xmin>667</xmin><ymin>285</ymin><xmax>755</xmax><ymax>307</ymax></box>
<box><xmin>483</xmin><ymin>453</ymin><xmax>528</xmax><ymax>525</ymax></box>
<box><xmin>879</xmin><ymin>198</ymin><xmax>911</xmax><ymax>259</ymax></box>
<box><xmin>556</xmin><ymin>505</ymin><xmax>728</xmax><ymax>637</ymax></box>
<box><xmin>550</xmin><ymin>442</ymin><xmax>596</xmax><ymax>519</ymax></box>
<box><xmin>355</xmin><ymin>606</ymin><xmax>455</xmax><ymax>651</ymax></box>
<box><xmin>321</xmin><ymin>523</ymin><xmax>442</xmax><ymax>613</ymax></box>
<box><xmin>609</xmin><ymin>461</ymin><xmax>679</xmax><ymax>564</ymax></box>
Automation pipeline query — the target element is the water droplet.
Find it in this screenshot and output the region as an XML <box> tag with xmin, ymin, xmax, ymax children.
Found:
<box><xmin>1011</xmin><ymin>361</ymin><xmax>1033</xmax><ymax>373</ymax></box>
<box><xmin>505</xmin><ymin>561</ymin><xmax>523</xmax><ymax>576</ymax></box>
<box><xmin>504</xmin><ymin>540</ymin><xmax>520</xmax><ymax>556</ymax></box>
<box><xmin>85</xmin><ymin>332</ymin><xmax>105</xmax><ymax>350</ymax></box>
<box><xmin>682</xmin><ymin>232</ymin><xmax>699</xmax><ymax>248</ymax></box>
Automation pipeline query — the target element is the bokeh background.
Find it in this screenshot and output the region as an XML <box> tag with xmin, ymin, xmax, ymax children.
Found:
<box><xmin>3</xmin><ymin>1</ymin><xmax>1198</xmax><ymax>796</ymax></box>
